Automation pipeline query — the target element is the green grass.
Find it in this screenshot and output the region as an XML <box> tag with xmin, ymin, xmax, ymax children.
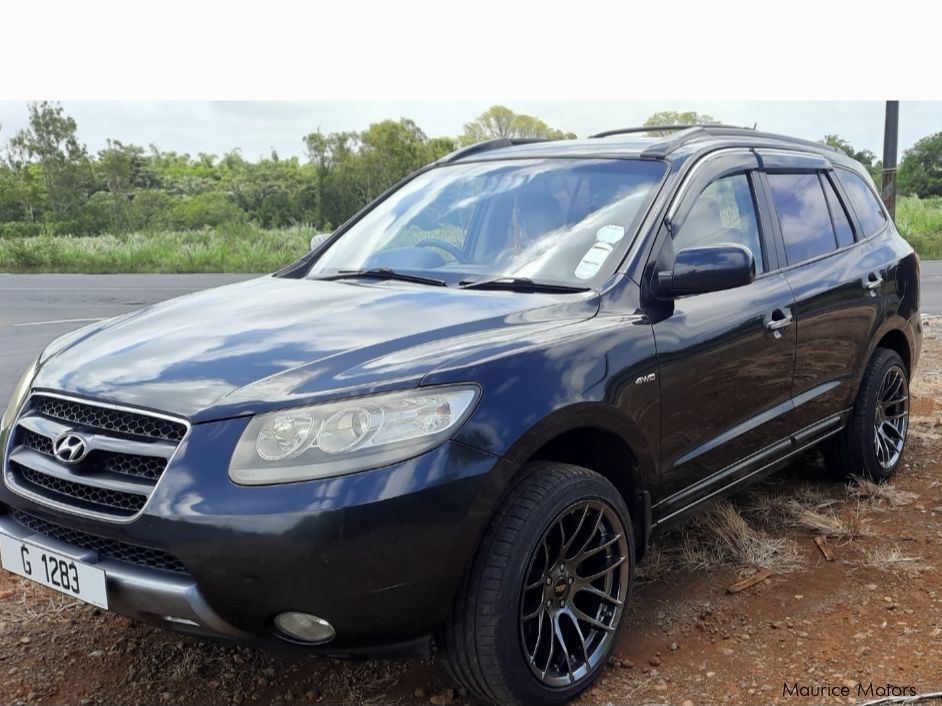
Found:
<box><xmin>896</xmin><ymin>195</ymin><xmax>942</xmax><ymax>259</ymax></box>
<box><xmin>0</xmin><ymin>224</ymin><xmax>315</xmax><ymax>274</ymax></box>
<box><xmin>1</xmin><ymin>196</ymin><xmax>940</xmax><ymax>274</ymax></box>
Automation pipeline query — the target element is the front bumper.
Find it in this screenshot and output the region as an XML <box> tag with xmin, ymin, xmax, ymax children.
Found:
<box><xmin>0</xmin><ymin>414</ymin><xmax>512</xmax><ymax>650</ymax></box>
<box><xmin>0</xmin><ymin>511</ymin><xmax>246</xmax><ymax>639</ymax></box>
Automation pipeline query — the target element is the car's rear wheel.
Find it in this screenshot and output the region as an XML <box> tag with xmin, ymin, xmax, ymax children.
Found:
<box><xmin>444</xmin><ymin>462</ymin><xmax>633</xmax><ymax>706</ymax></box>
<box><xmin>824</xmin><ymin>347</ymin><xmax>910</xmax><ymax>481</ymax></box>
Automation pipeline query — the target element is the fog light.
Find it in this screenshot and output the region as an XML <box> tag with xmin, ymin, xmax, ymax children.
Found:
<box><xmin>274</xmin><ymin>612</ymin><xmax>335</xmax><ymax>644</ymax></box>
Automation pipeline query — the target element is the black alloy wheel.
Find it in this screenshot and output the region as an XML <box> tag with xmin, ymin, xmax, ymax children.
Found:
<box><xmin>444</xmin><ymin>462</ymin><xmax>634</xmax><ymax>706</ymax></box>
<box><xmin>825</xmin><ymin>347</ymin><xmax>910</xmax><ymax>481</ymax></box>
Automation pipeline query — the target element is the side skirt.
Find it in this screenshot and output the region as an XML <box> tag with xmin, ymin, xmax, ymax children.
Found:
<box><xmin>650</xmin><ymin>411</ymin><xmax>848</xmax><ymax>534</ymax></box>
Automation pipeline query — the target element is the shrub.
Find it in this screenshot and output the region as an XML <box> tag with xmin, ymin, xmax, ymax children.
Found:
<box><xmin>167</xmin><ymin>192</ymin><xmax>247</xmax><ymax>230</ymax></box>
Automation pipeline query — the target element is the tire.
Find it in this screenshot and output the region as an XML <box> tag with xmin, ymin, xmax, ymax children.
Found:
<box><xmin>824</xmin><ymin>348</ymin><xmax>910</xmax><ymax>482</ymax></box>
<box><xmin>444</xmin><ymin>462</ymin><xmax>634</xmax><ymax>706</ymax></box>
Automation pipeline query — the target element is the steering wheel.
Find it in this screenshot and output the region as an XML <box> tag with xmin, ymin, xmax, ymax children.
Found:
<box><xmin>415</xmin><ymin>239</ymin><xmax>469</xmax><ymax>263</ymax></box>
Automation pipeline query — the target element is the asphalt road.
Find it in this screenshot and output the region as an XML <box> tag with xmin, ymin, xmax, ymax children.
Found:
<box><xmin>1</xmin><ymin>264</ymin><xmax>941</xmax><ymax>405</ymax></box>
<box><xmin>0</xmin><ymin>274</ymin><xmax>257</xmax><ymax>403</ymax></box>
<box><xmin>924</xmin><ymin>259</ymin><xmax>942</xmax><ymax>316</ymax></box>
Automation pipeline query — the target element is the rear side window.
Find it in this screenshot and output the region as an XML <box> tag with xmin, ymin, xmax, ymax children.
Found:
<box><xmin>835</xmin><ymin>169</ymin><xmax>888</xmax><ymax>237</ymax></box>
<box><xmin>767</xmin><ymin>172</ymin><xmax>837</xmax><ymax>264</ymax></box>
<box><xmin>822</xmin><ymin>174</ymin><xmax>855</xmax><ymax>248</ymax></box>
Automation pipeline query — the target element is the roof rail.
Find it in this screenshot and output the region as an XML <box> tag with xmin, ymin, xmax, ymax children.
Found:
<box><xmin>437</xmin><ymin>137</ymin><xmax>549</xmax><ymax>164</ymax></box>
<box><xmin>589</xmin><ymin>124</ymin><xmax>748</xmax><ymax>139</ymax></box>
<box><xmin>590</xmin><ymin>124</ymin><xmax>843</xmax><ymax>159</ymax></box>
<box><xmin>696</xmin><ymin>126</ymin><xmax>843</xmax><ymax>154</ymax></box>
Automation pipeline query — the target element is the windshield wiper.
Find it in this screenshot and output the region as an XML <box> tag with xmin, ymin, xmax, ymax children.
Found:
<box><xmin>316</xmin><ymin>268</ymin><xmax>447</xmax><ymax>287</ymax></box>
<box><xmin>458</xmin><ymin>277</ymin><xmax>591</xmax><ymax>293</ymax></box>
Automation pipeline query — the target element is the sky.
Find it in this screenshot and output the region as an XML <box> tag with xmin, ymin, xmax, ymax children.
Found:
<box><xmin>0</xmin><ymin>101</ymin><xmax>939</xmax><ymax>163</ymax></box>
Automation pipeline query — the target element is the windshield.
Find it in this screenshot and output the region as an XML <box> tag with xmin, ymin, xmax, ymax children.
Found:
<box><xmin>308</xmin><ymin>158</ymin><xmax>666</xmax><ymax>287</ymax></box>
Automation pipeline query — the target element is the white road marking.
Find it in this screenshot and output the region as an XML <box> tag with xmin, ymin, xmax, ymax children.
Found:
<box><xmin>13</xmin><ymin>317</ymin><xmax>103</xmax><ymax>327</ymax></box>
<box><xmin>0</xmin><ymin>287</ymin><xmax>194</xmax><ymax>291</ymax></box>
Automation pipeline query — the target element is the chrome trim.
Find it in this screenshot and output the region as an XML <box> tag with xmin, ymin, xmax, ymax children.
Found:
<box><xmin>664</xmin><ymin>147</ymin><xmax>754</xmax><ymax>223</ymax></box>
<box><xmin>9</xmin><ymin>448</ymin><xmax>153</xmax><ymax>494</ymax></box>
<box><xmin>52</xmin><ymin>432</ymin><xmax>89</xmax><ymax>463</ymax></box>
<box><xmin>2</xmin><ymin>391</ymin><xmax>191</xmax><ymax>525</ymax></box>
<box><xmin>0</xmin><ymin>513</ymin><xmax>247</xmax><ymax>639</ymax></box>
<box><xmin>18</xmin><ymin>414</ymin><xmax>178</xmax><ymax>459</ymax></box>
<box><xmin>24</xmin><ymin>391</ymin><xmax>189</xmax><ymax>435</ymax></box>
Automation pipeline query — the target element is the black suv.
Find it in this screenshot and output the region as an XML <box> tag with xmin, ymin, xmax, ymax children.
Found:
<box><xmin>0</xmin><ymin>126</ymin><xmax>922</xmax><ymax>705</ymax></box>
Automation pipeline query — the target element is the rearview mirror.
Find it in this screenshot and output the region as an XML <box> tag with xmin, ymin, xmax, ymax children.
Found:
<box><xmin>658</xmin><ymin>244</ymin><xmax>755</xmax><ymax>297</ymax></box>
<box><xmin>310</xmin><ymin>232</ymin><xmax>331</xmax><ymax>251</ymax></box>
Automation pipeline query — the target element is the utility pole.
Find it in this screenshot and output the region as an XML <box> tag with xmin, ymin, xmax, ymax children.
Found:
<box><xmin>882</xmin><ymin>100</ymin><xmax>899</xmax><ymax>219</ymax></box>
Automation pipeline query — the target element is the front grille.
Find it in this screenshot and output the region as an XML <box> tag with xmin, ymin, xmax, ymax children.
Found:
<box><xmin>10</xmin><ymin>509</ymin><xmax>187</xmax><ymax>574</ymax></box>
<box><xmin>4</xmin><ymin>394</ymin><xmax>188</xmax><ymax>521</ymax></box>
<box><xmin>19</xmin><ymin>427</ymin><xmax>167</xmax><ymax>481</ymax></box>
<box><xmin>13</xmin><ymin>462</ymin><xmax>147</xmax><ymax>515</ymax></box>
<box><xmin>32</xmin><ymin>395</ymin><xmax>187</xmax><ymax>442</ymax></box>
<box><xmin>99</xmin><ymin>453</ymin><xmax>166</xmax><ymax>481</ymax></box>
<box><xmin>20</xmin><ymin>429</ymin><xmax>54</xmax><ymax>456</ymax></box>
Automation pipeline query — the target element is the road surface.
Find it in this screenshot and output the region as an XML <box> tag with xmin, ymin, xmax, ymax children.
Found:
<box><xmin>0</xmin><ymin>274</ymin><xmax>256</xmax><ymax>403</ymax></box>
<box><xmin>1</xmin><ymin>265</ymin><xmax>941</xmax><ymax>404</ymax></box>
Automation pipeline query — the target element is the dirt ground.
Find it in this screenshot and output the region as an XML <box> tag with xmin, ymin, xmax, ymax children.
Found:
<box><xmin>2</xmin><ymin>319</ymin><xmax>941</xmax><ymax>706</ymax></box>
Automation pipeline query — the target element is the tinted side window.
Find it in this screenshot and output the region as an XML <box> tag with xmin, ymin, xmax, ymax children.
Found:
<box><xmin>767</xmin><ymin>172</ymin><xmax>837</xmax><ymax>264</ymax></box>
<box><xmin>835</xmin><ymin>169</ymin><xmax>888</xmax><ymax>236</ymax></box>
<box><xmin>674</xmin><ymin>173</ymin><xmax>764</xmax><ymax>273</ymax></box>
<box><xmin>822</xmin><ymin>174</ymin><xmax>855</xmax><ymax>248</ymax></box>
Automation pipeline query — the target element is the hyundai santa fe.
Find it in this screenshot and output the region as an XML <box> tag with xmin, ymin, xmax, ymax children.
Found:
<box><xmin>0</xmin><ymin>125</ymin><xmax>922</xmax><ymax>705</ymax></box>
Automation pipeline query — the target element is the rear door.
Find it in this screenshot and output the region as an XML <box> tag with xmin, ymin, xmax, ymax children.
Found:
<box><xmin>757</xmin><ymin>151</ymin><xmax>886</xmax><ymax>431</ymax></box>
<box><xmin>646</xmin><ymin>150</ymin><xmax>798</xmax><ymax>518</ymax></box>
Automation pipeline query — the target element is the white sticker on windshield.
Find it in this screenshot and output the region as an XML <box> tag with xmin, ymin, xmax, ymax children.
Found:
<box><xmin>596</xmin><ymin>225</ymin><xmax>625</xmax><ymax>244</ymax></box>
<box><xmin>574</xmin><ymin>242</ymin><xmax>614</xmax><ymax>280</ymax></box>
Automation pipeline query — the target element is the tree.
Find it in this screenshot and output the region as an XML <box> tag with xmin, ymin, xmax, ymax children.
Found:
<box><xmin>303</xmin><ymin>129</ymin><xmax>359</xmax><ymax>228</ymax></box>
<box><xmin>302</xmin><ymin>122</ymin><xmax>455</xmax><ymax>228</ymax></box>
<box><xmin>642</xmin><ymin>111</ymin><xmax>720</xmax><ymax>135</ymax></box>
<box><xmin>3</xmin><ymin>132</ymin><xmax>42</xmax><ymax>223</ymax></box>
<box><xmin>9</xmin><ymin>101</ymin><xmax>91</xmax><ymax>220</ymax></box>
<box><xmin>821</xmin><ymin>134</ymin><xmax>882</xmax><ymax>183</ymax></box>
<box><xmin>356</xmin><ymin>119</ymin><xmax>448</xmax><ymax>201</ymax></box>
<box><xmin>460</xmin><ymin>105</ymin><xmax>576</xmax><ymax>146</ymax></box>
<box><xmin>897</xmin><ymin>132</ymin><xmax>942</xmax><ymax>198</ymax></box>
<box><xmin>96</xmin><ymin>140</ymin><xmax>154</xmax><ymax>230</ymax></box>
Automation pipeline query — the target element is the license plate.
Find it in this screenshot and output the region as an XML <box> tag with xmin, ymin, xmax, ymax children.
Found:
<box><xmin>0</xmin><ymin>533</ymin><xmax>108</xmax><ymax>609</ymax></box>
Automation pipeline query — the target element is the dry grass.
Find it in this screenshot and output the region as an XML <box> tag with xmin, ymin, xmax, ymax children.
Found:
<box><xmin>863</xmin><ymin>545</ymin><xmax>934</xmax><ymax>576</ymax></box>
<box><xmin>849</xmin><ymin>476</ymin><xmax>920</xmax><ymax>507</ymax></box>
<box><xmin>635</xmin><ymin>546</ymin><xmax>670</xmax><ymax>583</ymax></box>
<box><xmin>650</xmin><ymin>500</ymin><xmax>805</xmax><ymax>577</ymax></box>
<box><xmin>641</xmin><ymin>462</ymin><xmax>895</xmax><ymax>578</ymax></box>
<box><xmin>789</xmin><ymin>500</ymin><xmax>873</xmax><ymax>540</ymax></box>
<box><xmin>0</xmin><ymin>580</ymin><xmax>87</xmax><ymax>626</ymax></box>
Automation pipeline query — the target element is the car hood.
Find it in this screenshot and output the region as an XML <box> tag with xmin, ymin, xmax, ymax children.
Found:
<box><xmin>33</xmin><ymin>276</ymin><xmax>600</xmax><ymax>421</ymax></box>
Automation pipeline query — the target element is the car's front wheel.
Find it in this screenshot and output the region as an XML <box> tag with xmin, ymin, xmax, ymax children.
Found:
<box><xmin>444</xmin><ymin>462</ymin><xmax>634</xmax><ymax>706</ymax></box>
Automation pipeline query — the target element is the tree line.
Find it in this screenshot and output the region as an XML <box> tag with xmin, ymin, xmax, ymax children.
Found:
<box><xmin>0</xmin><ymin>103</ymin><xmax>939</xmax><ymax>238</ymax></box>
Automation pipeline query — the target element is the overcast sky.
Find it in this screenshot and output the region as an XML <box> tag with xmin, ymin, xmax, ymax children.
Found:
<box><xmin>0</xmin><ymin>101</ymin><xmax>939</xmax><ymax>162</ymax></box>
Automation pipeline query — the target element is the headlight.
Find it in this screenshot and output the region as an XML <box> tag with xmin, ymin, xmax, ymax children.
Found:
<box><xmin>229</xmin><ymin>385</ymin><xmax>480</xmax><ymax>485</ymax></box>
<box><xmin>1</xmin><ymin>357</ymin><xmax>39</xmax><ymax>433</ymax></box>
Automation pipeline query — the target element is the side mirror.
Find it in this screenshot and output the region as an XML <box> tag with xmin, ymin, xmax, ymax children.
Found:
<box><xmin>309</xmin><ymin>232</ymin><xmax>331</xmax><ymax>252</ymax></box>
<box><xmin>657</xmin><ymin>244</ymin><xmax>755</xmax><ymax>297</ymax></box>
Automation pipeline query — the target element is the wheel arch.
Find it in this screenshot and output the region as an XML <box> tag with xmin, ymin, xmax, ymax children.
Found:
<box><xmin>497</xmin><ymin>404</ymin><xmax>658</xmax><ymax>560</ymax></box>
<box><xmin>440</xmin><ymin>403</ymin><xmax>657</xmax><ymax>614</ymax></box>
<box><xmin>874</xmin><ymin>327</ymin><xmax>912</xmax><ymax>378</ymax></box>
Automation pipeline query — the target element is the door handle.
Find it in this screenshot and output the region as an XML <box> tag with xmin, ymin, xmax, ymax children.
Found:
<box><xmin>764</xmin><ymin>307</ymin><xmax>793</xmax><ymax>336</ymax></box>
<box><xmin>864</xmin><ymin>272</ymin><xmax>884</xmax><ymax>294</ymax></box>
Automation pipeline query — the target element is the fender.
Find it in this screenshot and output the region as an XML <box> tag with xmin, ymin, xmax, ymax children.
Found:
<box><xmin>855</xmin><ymin>314</ymin><xmax>917</xmax><ymax>392</ymax></box>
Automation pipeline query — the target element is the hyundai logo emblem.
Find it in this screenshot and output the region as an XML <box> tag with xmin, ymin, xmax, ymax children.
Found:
<box><xmin>53</xmin><ymin>432</ymin><xmax>89</xmax><ymax>464</ymax></box>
